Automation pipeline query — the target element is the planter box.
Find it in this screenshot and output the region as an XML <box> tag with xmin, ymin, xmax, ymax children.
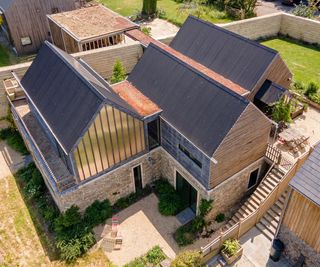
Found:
<box><xmin>221</xmin><ymin>247</ymin><xmax>243</xmax><ymax>265</ymax></box>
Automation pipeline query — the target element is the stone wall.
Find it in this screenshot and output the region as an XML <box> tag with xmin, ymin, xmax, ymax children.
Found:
<box><xmin>278</xmin><ymin>225</ymin><xmax>320</xmax><ymax>267</ymax></box>
<box><xmin>57</xmin><ymin>148</ymin><xmax>162</xmax><ymax>211</ymax></box>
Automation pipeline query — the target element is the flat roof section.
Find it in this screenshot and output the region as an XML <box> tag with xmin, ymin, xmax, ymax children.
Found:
<box><xmin>48</xmin><ymin>5</ymin><xmax>138</xmax><ymax>41</ymax></box>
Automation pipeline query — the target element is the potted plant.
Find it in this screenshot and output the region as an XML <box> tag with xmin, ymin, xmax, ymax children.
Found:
<box><xmin>221</xmin><ymin>239</ymin><xmax>243</xmax><ymax>264</ymax></box>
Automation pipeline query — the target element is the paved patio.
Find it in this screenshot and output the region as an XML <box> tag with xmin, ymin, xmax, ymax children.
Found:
<box><xmin>143</xmin><ymin>18</ymin><xmax>179</xmax><ymax>39</ymax></box>
<box><xmin>206</xmin><ymin>227</ymin><xmax>291</xmax><ymax>267</ymax></box>
<box><xmin>94</xmin><ymin>193</ymin><xmax>181</xmax><ymax>266</ymax></box>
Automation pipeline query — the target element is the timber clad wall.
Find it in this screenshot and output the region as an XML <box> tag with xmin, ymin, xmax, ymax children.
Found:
<box><xmin>160</xmin><ymin>119</ymin><xmax>211</xmax><ymax>188</ymax></box>
<box><xmin>283</xmin><ymin>190</ymin><xmax>320</xmax><ymax>252</ymax></box>
<box><xmin>210</xmin><ymin>103</ymin><xmax>271</xmax><ymax>188</ymax></box>
<box><xmin>3</xmin><ymin>0</ymin><xmax>78</xmax><ymax>55</ymax></box>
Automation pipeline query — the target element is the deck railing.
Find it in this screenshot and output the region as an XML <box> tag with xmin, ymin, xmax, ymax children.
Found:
<box><xmin>201</xmin><ymin>147</ymin><xmax>312</xmax><ymax>261</ymax></box>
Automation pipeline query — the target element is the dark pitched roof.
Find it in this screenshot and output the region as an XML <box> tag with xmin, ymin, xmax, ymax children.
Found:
<box><xmin>170</xmin><ymin>16</ymin><xmax>278</xmax><ymax>92</ymax></box>
<box><xmin>0</xmin><ymin>0</ymin><xmax>13</xmax><ymax>11</ymax></box>
<box><xmin>21</xmin><ymin>41</ymin><xmax>135</xmax><ymax>153</ymax></box>
<box><xmin>255</xmin><ymin>80</ymin><xmax>288</xmax><ymax>105</ymax></box>
<box><xmin>290</xmin><ymin>144</ymin><xmax>320</xmax><ymax>207</ymax></box>
<box><xmin>128</xmin><ymin>43</ymin><xmax>249</xmax><ymax>156</ymax></box>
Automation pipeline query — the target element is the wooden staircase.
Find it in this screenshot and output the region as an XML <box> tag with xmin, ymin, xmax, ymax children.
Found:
<box><xmin>223</xmin><ymin>166</ymin><xmax>286</xmax><ymax>232</ymax></box>
<box><xmin>256</xmin><ymin>190</ymin><xmax>288</xmax><ymax>240</ymax></box>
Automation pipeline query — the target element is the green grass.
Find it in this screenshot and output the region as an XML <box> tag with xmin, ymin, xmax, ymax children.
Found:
<box><xmin>0</xmin><ymin>44</ymin><xmax>12</xmax><ymax>67</ymax></box>
<box><xmin>0</xmin><ymin>127</ymin><xmax>29</xmax><ymax>155</ymax></box>
<box><xmin>99</xmin><ymin>0</ymin><xmax>233</xmax><ymax>26</ymax></box>
<box><xmin>261</xmin><ymin>36</ymin><xmax>320</xmax><ymax>86</ymax></box>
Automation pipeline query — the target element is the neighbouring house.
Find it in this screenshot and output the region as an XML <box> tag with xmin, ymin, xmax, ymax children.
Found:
<box><xmin>47</xmin><ymin>5</ymin><xmax>139</xmax><ymax>53</ymax></box>
<box><xmin>0</xmin><ymin>0</ymin><xmax>82</xmax><ymax>55</ymax></box>
<box><xmin>5</xmin><ymin>16</ymin><xmax>292</xmax><ymax>218</ymax></box>
<box><xmin>276</xmin><ymin>143</ymin><xmax>320</xmax><ymax>266</ymax></box>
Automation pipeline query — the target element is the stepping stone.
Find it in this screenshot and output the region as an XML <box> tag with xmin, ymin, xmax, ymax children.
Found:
<box><xmin>176</xmin><ymin>207</ymin><xmax>196</xmax><ymax>225</ymax></box>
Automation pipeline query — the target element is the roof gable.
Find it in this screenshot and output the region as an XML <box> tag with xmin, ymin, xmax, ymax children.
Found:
<box><xmin>170</xmin><ymin>16</ymin><xmax>278</xmax><ymax>92</ymax></box>
<box><xmin>290</xmin><ymin>145</ymin><xmax>320</xmax><ymax>207</ymax></box>
<box><xmin>128</xmin><ymin>43</ymin><xmax>249</xmax><ymax>156</ymax></box>
<box><xmin>21</xmin><ymin>42</ymin><xmax>135</xmax><ymax>153</ymax></box>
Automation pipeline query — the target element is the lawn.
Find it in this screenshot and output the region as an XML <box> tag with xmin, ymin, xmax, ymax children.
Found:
<box><xmin>0</xmin><ymin>45</ymin><xmax>12</xmax><ymax>67</ymax></box>
<box><xmin>0</xmin><ymin>174</ymin><xmax>113</xmax><ymax>266</ymax></box>
<box><xmin>99</xmin><ymin>0</ymin><xmax>233</xmax><ymax>26</ymax></box>
<box><xmin>261</xmin><ymin>36</ymin><xmax>320</xmax><ymax>86</ymax></box>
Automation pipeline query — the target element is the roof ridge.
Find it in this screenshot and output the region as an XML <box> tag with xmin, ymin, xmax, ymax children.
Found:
<box><xmin>44</xmin><ymin>41</ymin><xmax>106</xmax><ymax>101</ymax></box>
<box><xmin>187</xmin><ymin>15</ymin><xmax>278</xmax><ymax>55</ymax></box>
<box><xmin>148</xmin><ymin>43</ymin><xmax>249</xmax><ymax>105</ymax></box>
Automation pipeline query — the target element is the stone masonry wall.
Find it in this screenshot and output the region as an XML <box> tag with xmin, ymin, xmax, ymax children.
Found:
<box><xmin>58</xmin><ymin>148</ymin><xmax>162</xmax><ymax>211</ymax></box>
<box><xmin>278</xmin><ymin>225</ymin><xmax>320</xmax><ymax>267</ymax></box>
<box><xmin>206</xmin><ymin>158</ymin><xmax>265</xmax><ymax>220</ymax></box>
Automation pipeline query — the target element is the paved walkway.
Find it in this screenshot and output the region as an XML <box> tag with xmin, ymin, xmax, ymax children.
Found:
<box><xmin>256</xmin><ymin>0</ymin><xmax>292</xmax><ymax>16</ymax></box>
<box><xmin>206</xmin><ymin>227</ymin><xmax>291</xmax><ymax>267</ymax></box>
<box><xmin>94</xmin><ymin>193</ymin><xmax>181</xmax><ymax>266</ymax></box>
<box><xmin>143</xmin><ymin>18</ymin><xmax>179</xmax><ymax>39</ymax></box>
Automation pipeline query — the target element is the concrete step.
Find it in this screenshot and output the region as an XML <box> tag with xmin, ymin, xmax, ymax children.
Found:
<box><xmin>265</xmin><ymin>176</ymin><xmax>278</xmax><ymax>187</ymax></box>
<box><xmin>246</xmin><ymin>201</ymin><xmax>257</xmax><ymax>212</ymax></box>
<box><xmin>264</xmin><ymin>212</ymin><xmax>280</xmax><ymax>224</ymax></box>
<box><xmin>251</xmin><ymin>194</ymin><xmax>262</xmax><ymax>206</ymax></box>
<box><xmin>260</xmin><ymin>217</ymin><xmax>277</xmax><ymax>235</ymax></box>
<box><xmin>262</xmin><ymin>180</ymin><xmax>274</xmax><ymax>191</ymax></box>
<box><xmin>240</xmin><ymin>205</ymin><xmax>253</xmax><ymax>216</ymax></box>
<box><xmin>261</xmin><ymin>215</ymin><xmax>278</xmax><ymax>230</ymax></box>
<box><xmin>256</xmin><ymin>223</ymin><xmax>274</xmax><ymax>241</ymax></box>
<box><xmin>256</xmin><ymin>187</ymin><xmax>269</xmax><ymax>198</ymax></box>
<box><xmin>271</xmin><ymin>204</ymin><xmax>282</xmax><ymax>216</ymax></box>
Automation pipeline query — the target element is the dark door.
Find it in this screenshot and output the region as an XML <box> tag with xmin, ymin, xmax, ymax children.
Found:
<box><xmin>176</xmin><ymin>172</ymin><xmax>197</xmax><ymax>213</ymax></box>
<box><xmin>147</xmin><ymin>119</ymin><xmax>160</xmax><ymax>150</ymax></box>
<box><xmin>133</xmin><ymin>165</ymin><xmax>143</xmax><ymax>192</ymax></box>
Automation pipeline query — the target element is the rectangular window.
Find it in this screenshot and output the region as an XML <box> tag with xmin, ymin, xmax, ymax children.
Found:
<box><xmin>179</xmin><ymin>144</ymin><xmax>202</xmax><ymax>168</ymax></box>
<box><xmin>248</xmin><ymin>169</ymin><xmax>259</xmax><ymax>189</ymax></box>
<box><xmin>147</xmin><ymin>119</ymin><xmax>160</xmax><ymax>150</ymax></box>
<box><xmin>21</xmin><ymin>37</ymin><xmax>32</xmax><ymax>46</ymax></box>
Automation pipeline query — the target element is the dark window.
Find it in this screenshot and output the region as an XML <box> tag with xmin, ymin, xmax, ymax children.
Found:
<box><xmin>133</xmin><ymin>165</ymin><xmax>143</xmax><ymax>192</ymax></box>
<box><xmin>179</xmin><ymin>144</ymin><xmax>202</xmax><ymax>168</ymax></box>
<box><xmin>248</xmin><ymin>169</ymin><xmax>259</xmax><ymax>189</ymax></box>
<box><xmin>176</xmin><ymin>172</ymin><xmax>197</xmax><ymax>213</ymax></box>
<box><xmin>147</xmin><ymin>119</ymin><xmax>160</xmax><ymax>150</ymax></box>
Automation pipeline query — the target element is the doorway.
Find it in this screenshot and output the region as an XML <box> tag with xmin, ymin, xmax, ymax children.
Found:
<box><xmin>133</xmin><ymin>165</ymin><xmax>143</xmax><ymax>192</ymax></box>
<box><xmin>176</xmin><ymin>172</ymin><xmax>198</xmax><ymax>213</ymax></box>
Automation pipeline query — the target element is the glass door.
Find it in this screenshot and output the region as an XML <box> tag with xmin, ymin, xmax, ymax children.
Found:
<box><xmin>176</xmin><ymin>172</ymin><xmax>197</xmax><ymax>213</ymax></box>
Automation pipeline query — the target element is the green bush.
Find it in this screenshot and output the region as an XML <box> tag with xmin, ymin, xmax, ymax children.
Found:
<box><xmin>154</xmin><ymin>179</ymin><xmax>175</xmax><ymax>195</ymax></box>
<box><xmin>56</xmin><ymin>232</ymin><xmax>95</xmax><ymax>263</ymax></box>
<box><xmin>174</xmin><ymin>223</ymin><xmax>197</xmax><ymax>247</ymax></box>
<box><xmin>305</xmin><ymin>82</ymin><xmax>319</xmax><ymax>98</ymax></box>
<box><xmin>191</xmin><ymin>215</ymin><xmax>205</xmax><ymax>233</ymax></box>
<box><xmin>141</xmin><ymin>26</ymin><xmax>151</xmax><ymax>36</ymax></box>
<box><xmin>199</xmin><ymin>199</ymin><xmax>213</xmax><ymax>217</ymax></box>
<box><xmin>16</xmin><ymin>162</ymin><xmax>36</xmax><ymax>182</ymax></box>
<box><xmin>146</xmin><ymin>245</ymin><xmax>166</xmax><ymax>265</ymax></box>
<box><xmin>272</xmin><ymin>98</ymin><xmax>292</xmax><ymax>123</ymax></box>
<box><xmin>222</xmin><ymin>238</ymin><xmax>241</xmax><ymax>257</ymax></box>
<box><xmin>84</xmin><ymin>199</ymin><xmax>112</xmax><ymax>228</ymax></box>
<box><xmin>171</xmin><ymin>250</ymin><xmax>202</xmax><ymax>267</ymax></box>
<box><xmin>124</xmin><ymin>258</ymin><xmax>146</xmax><ymax>267</ymax></box>
<box><xmin>0</xmin><ymin>127</ymin><xmax>29</xmax><ymax>155</ymax></box>
<box><xmin>110</xmin><ymin>60</ymin><xmax>126</xmax><ymax>84</ymax></box>
<box><xmin>215</xmin><ymin>213</ymin><xmax>225</xmax><ymax>223</ymax></box>
<box><xmin>142</xmin><ymin>0</ymin><xmax>157</xmax><ymax>16</ymax></box>
<box><xmin>292</xmin><ymin>80</ymin><xmax>305</xmax><ymax>92</ymax></box>
<box><xmin>54</xmin><ymin>205</ymin><xmax>82</xmax><ymax>238</ymax></box>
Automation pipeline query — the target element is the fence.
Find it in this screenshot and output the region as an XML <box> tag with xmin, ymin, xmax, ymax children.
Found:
<box><xmin>201</xmin><ymin>147</ymin><xmax>312</xmax><ymax>261</ymax></box>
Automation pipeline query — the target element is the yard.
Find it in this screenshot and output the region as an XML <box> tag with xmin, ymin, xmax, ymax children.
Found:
<box><xmin>98</xmin><ymin>0</ymin><xmax>233</xmax><ymax>26</ymax></box>
<box><xmin>0</xmin><ymin>44</ymin><xmax>32</xmax><ymax>67</ymax></box>
<box><xmin>261</xmin><ymin>36</ymin><xmax>320</xmax><ymax>86</ymax></box>
<box><xmin>0</xmin><ymin>141</ymin><xmax>114</xmax><ymax>266</ymax></box>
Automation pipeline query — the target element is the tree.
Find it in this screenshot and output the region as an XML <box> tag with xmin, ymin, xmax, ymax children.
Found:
<box><xmin>271</xmin><ymin>98</ymin><xmax>292</xmax><ymax>123</ymax></box>
<box><xmin>293</xmin><ymin>0</ymin><xmax>319</xmax><ymax>19</ymax></box>
<box><xmin>142</xmin><ymin>0</ymin><xmax>157</xmax><ymax>17</ymax></box>
<box><xmin>225</xmin><ymin>0</ymin><xmax>257</xmax><ymax>18</ymax></box>
<box><xmin>110</xmin><ymin>60</ymin><xmax>126</xmax><ymax>84</ymax></box>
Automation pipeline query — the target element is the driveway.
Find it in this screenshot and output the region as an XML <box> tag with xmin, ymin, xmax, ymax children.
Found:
<box><xmin>256</xmin><ymin>0</ymin><xmax>293</xmax><ymax>16</ymax></box>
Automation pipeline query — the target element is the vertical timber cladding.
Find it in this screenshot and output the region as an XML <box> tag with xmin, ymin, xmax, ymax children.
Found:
<box><xmin>73</xmin><ymin>104</ymin><xmax>145</xmax><ymax>180</ymax></box>
<box><xmin>283</xmin><ymin>190</ymin><xmax>320</xmax><ymax>252</ymax></box>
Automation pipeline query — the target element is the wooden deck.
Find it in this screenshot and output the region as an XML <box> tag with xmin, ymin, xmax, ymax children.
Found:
<box><xmin>12</xmin><ymin>99</ymin><xmax>75</xmax><ymax>191</ymax></box>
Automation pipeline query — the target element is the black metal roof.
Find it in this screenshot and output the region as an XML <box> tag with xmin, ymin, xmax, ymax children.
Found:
<box><xmin>170</xmin><ymin>16</ymin><xmax>278</xmax><ymax>92</ymax></box>
<box><xmin>255</xmin><ymin>80</ymin><xmax>288</xmax><ymax>105</ymax></box>
<box><xmin>21</xmin><ymin>41</ymin><xmax>135</xmax><ymax>154</ymax></box>
<box><xmin>128</xmin><ymin>43</ymin><xmax>249</xmax><ymax>156</ymax></box>
<box><xmin>290</xmin><ymin>144</ymin><xmax>320</xmax><ymax>207</ymax></box>
<box><xmin>0</xmin><ymin>0</ymin><xmax>13</xmax><ymax>11</ymax></box>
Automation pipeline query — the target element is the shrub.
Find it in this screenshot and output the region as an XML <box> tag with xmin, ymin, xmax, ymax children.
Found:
<box><xmin>191</xmin><ymin>215</ymin><xmax>205</xmax><ymax>233</ymax></box>
<box><xmin>54</xmin><ymin>205</ymin><xmax>82</xmax><ymax>238</ymax></box>
<box><xmin>174</xmin><ymin>223</ymin><xmax>197</xmax><ymax>247</ymax></box>
<box><xmin>154</xmin><ymin>179</ymin><xmax>175</xmax><ymax>195</ymax></box>
<box><xmin>141</xmin><ymin>26</ymin><xmax>151</xmax><ymax>36</ymax></box>
<box><xmin>124</xmin><ymin>258</ymin><xmax>146</xmax><ymax>267</ymax></box>
<box><xmin>304</xmin><ymin>82</ymin><xmax>319</xmax><ymax>98</ymax></box>
<box><xmin>146</xmin><ymin>245</ymin><xmax>166</xmax><ymax>265</ymax></box>
<box><xmin>110</xmin><ymin>60</ymin><xmax>126</xmax><ymax>84</ymax></box>
<box><xmin>84</xmin><ymin>199</ymin><xmax>112</xmax><ymax>228</ymax></box>
<box><xmin>199</xmin><ymin>199</ymin><xmax>213</xmax><ymax>217</ymax></box>
<box><xmin>16</xmin><ymin>162</ymin><xmax>36</xmax><ymax>182</ymax></box>
<box><xmin>171</xmin><ymin>250</ymin><xmax>202</xmax><ymax>267</ymax></box>
<box><xmin>292</xmin><ymin>80</ymin><xmax>305</xmax><ymax>92</ymax></box>
<box><xmin>56</xmin><ymin>232</ymin><xmax>95</xmax><ymax>263</ymax></box>
<box><xmin>142</xmin><ymin>0</ymin><xmax>157</xmax><ymax>16</ymax></box>
<box><xmin>293</xmin><ymin>2</ymin><xmax>317</xmax><ymax>18</ymax></box>
<box><xmin>272</xmin><ymin>98</ymin><xmax>292</xmax><ymax>123</ymax></box>
<box><xmin>158</xmin><ymin>193</ymin><xmax>184</xmax><ymax>216</ymax></box>
<box><xmin>0</xmin><ymin>127</ymin><xmax>29</xmax><ymax>155</ymax></box>
<box><xmin>222</xmin><ymin>239</ymin><xmax>241</xmax><ymax>257</ymax></box>
<box><xmin>215</xmin><ymin>213</ymin><xmax>225</xmax><ymax>223</ymax></box>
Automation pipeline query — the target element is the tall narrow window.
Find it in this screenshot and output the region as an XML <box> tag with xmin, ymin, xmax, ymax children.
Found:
<box><xmin>147</xmin><ymin>119</ymin><xmax>160</xmax><ymax>150</ymax></box>
<box><xmin>248</xmin><ymin>169</ymin><xmax>259</xmax><ymax>189</ymax></box>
